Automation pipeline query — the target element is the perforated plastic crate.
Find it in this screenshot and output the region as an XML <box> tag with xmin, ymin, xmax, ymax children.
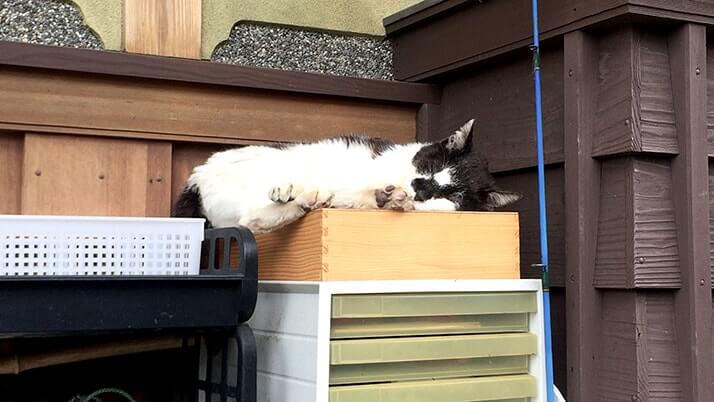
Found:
<box><xmin>0</xmin><ymin>215</ymin><xmax>205</xmax><ymax>276</ymax></box>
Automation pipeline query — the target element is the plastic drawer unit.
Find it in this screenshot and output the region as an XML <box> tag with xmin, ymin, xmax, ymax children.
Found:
<box><xmin>249</xmin><ymin>279</ymin><xmax>547</xmax><ymax>402</ymax></box>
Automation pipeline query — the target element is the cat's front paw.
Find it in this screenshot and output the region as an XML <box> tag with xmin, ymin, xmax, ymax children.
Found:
<box><xmin>296</xmin><ymin>189</ymin><xmax>334</xmax><ymax>210</ymax></box>
<box><xmin>269</xmin><ymin>183</ymin><xmax>303</xmax><ymax>203</ymax></box>
<box><xmin>375</xmin><ymin>185</ymin><xmax>415</xmax><ymax>211</ymax></box>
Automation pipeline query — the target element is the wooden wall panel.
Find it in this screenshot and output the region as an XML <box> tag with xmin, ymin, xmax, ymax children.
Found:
<box><xmin>642</xmin><ymin>292</ymin><xmax>683</xmax><ymax>400</ymax></box>
<box><xmin>171</xmin><ymin>143</ymin><xmax>230</xmax><ymax>207</ymax></box>
<box><xmin>633</xmin><ymin>158</ymin><xmax>680</xmax><ymax>288</ymax></box>
<box><xmin>594</xmin><ymin>28</ymin><xmax>678</xmax><ymax>157</ymax></box>
<box><xmin>437</xmin><ymin>48</ymin><xmax>564</xmax><ymax>173</ymax></box>
<box><xmin>594</xmin><ymin>158</ymin><xmax>631</xmax><ymax>287</ymax></box>
<box><xmin>21</xmin><ymin>134</ymin><xmax>172</xmax><ymax>217</ymax></box>
<box><xmin>0</xmin><ymin>132</ymin><xmax>23</xmax><ymax>214</ymax></box>
<box><xmin>709</xmin><ymin>162</ymin><xmax>714</xmax><ymax>285</ymax></box>
<box><xmin>597</xmin><ymin>291</ymin><xmax>638</xmax><ymax>401</ymax></box>
<box><xmin>707</xmin><ymin>42</ymin><xmax>714</xmax><ymax>156</ymax></box>
<box><xmin>639</xmin><ymin>31</ymin><xmax>678</xmax><ymax>153</ymax></box>
<box><xmin>0</xmin><ymin>68</ymin><xmax>418</xmax><ymax>146</ymax></box>
<box><xmin>594</xmin><ymin>28</ymin><xmax>636</xmax><ymax>156</ymax></box>
<box><xmin>494</xmin><ymin>166</ymin><xmax>565</xmax><ymax>286</ymax></box>
<box><xmin>594</xmin><ymin>157</ymin><xmax>681</xmax><ymax>288</ymax></box>
<box><xmin>668</xmin><ymin>24</ymin><xmax>712</xmax><ymax>402</ymax></box>
<box><xmin>124</xmin><ymin>0</ymin><xmax>201</xmax><ymax>59</ymax></box>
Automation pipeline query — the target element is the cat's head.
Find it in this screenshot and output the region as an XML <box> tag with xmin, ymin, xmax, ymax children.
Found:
<box><xmin>410</xmin><ymin>119</ymin><xmax>522</xmax><ymax>211</ymax></box>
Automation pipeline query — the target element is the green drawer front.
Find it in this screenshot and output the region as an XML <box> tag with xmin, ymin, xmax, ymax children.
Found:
<box><xmin>331</xmin><ymin>292</ymin><xmax>537</xmax><ymax>319</ymax></box>
<box><xmin>331</xmin><ymin>313</ymin><xmax>529</xmax><ymax>339</ymax></box>
<box><xmin>329</xmin><ymin>374</ymin><xmax>537</xmax><ymax>402</ymax></box>
<box><xmin>329</xmin><ymin>355</ymin><xmax>529</xmax><ymax>385</ymax></box>
<box><xmin>330</xmin><ymin>333</ymin><xmax>537</xmax><ymax>365</ymax></box>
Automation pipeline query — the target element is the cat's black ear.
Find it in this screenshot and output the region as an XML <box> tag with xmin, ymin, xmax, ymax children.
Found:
<box><xmin>442</xmin><ymin>119</ymin><xmax>475</xmax><ymax>154</ymax></box>
<box><xmin>485</xmin><ymin>190</ymin><xmax>522</xmax><ymax>209</ymax></box>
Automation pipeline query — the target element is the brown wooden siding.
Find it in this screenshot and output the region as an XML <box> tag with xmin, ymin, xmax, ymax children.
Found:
<box><xmin>438</xmin><ymin>47</ymin><xmax>564</xmax><ymax>173</ymax></box>
<box><xmin>389</xmin><ymin>2</ymin><xmax>714</xmax><ymax>399</ymax></box>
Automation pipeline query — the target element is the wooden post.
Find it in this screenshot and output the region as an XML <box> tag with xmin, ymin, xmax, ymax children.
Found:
<box><xmin>124</xmin><ymin>0</ymin><xmax>202</xmax><ymax>59</ymax></box>
<box><xmin>564</xmin><ymin>30</ymin><xmax>601</xmax><ymax>402</ymax></box>
<box><xmin>669</xmin><ymin>23</ymin><xmax>713</xmax><ymax>402</ymax></box>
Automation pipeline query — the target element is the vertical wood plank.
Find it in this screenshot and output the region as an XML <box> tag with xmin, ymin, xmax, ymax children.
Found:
<box><xmin>170</xmin><ymin>143</ymin><xmax>229</xmax><ymax>208</ymax></box>
<box><xmin>416</xmin><ymin>104</ymin><xmax>441</xmax><ymax>142</ymax></box>
<box><xmin>21</xmin><ymin>134</ymin><xmax>172</xmax><ymax>217</ymax></box>
<box><xmin>668</xmin><ymin>23</ymin><xmax>713</xmax><ymax>402</ymax></box>
<box><xmin>564</xmin><ymin>30</ymin><xmax>601</xmax><ymax>402</ymax></box>
<box><xmin>124</xmin><ymin>0</ymin><xmax>201</xmax><ymax>59</ymax></box>
<box><xmin>0</xmin><ymin>132</ymin><xmax>23</xmax><ymax>214</ymax></box>
<box><xmin>145</xmin><ymin>142</ymin><xmax>173</xmax><ymax>217</ymax></box>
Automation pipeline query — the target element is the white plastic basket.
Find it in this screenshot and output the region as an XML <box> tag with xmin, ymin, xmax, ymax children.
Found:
<box><xmin>0</xmin><ymin>215</ymin><xmax>206</xmax><ymax>276</ymax></box>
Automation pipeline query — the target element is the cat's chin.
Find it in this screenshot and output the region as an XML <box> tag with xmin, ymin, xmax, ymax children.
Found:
<box><xmin>413</xmin><ymin>198</ymin><xmax>457</xmax><ymax>212</ymax></box>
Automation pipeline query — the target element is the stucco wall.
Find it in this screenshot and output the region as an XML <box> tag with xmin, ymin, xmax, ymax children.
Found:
<box><xmin>202</xmin><ymin>0</ymin><xmax>420</xmax><ymax>58</ymax></box>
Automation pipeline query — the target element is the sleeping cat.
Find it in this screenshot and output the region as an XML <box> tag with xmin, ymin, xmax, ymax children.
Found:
<box><xmin>173</xmin><ymin>119</ymin><xmax>521</xmax><ymax>233</ymax></box>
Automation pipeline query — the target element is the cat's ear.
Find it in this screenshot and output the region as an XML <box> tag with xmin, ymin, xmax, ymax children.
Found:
<box><xmin>486</xmin><ymin>190</ymin><xmax>522</xmax><ymax>209</ymax></box>
<box><xmin>443</xmin><ymin>118</ymin><xmax>475</xmax><ymax>154</ymax></box>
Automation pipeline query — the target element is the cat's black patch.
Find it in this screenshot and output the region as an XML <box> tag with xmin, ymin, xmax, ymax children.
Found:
<box><xmin>411</xmin><ymin>120</ymin><xmax>521</xmax><ymax>211</ymax></box>
<box><xmin>172</xmin><ymin>185</ymin><xmax>210</xmax><ymax>226</ymax></box>
<box><xmin>334</xmin><ymin>135</ymin><xmax>396</xmax><ymax>158</ymax></box>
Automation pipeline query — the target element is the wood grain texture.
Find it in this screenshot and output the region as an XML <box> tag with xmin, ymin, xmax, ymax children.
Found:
<box><xmin>437</xmin><ymin>48</ymin><xmax>564</xmax><ymax>172</ymax></box>
<box><xmin>254</xmin><ymin>211</ymin><xmax>327</xmax><ymax>281</ymax></box>
<box><xmin>593</xmin><ymin>28</ymin><xmax>678</xmax><ymax>157</ymax></box>
<box><xmin>21</xmin><ymin>134</ymin><xmax>172</xmax><ymax>217</ymax></box>
<box><xmin>633</xmin><ymin>158</ymin><xmax>681</xmax><ymax>287</ymax></box>
<box><xmin>594</xmin><ymin>158</ymin><xmax>632</xmax><ymax>287</ymax></box>
<box><xmin>709</xmin><ymin>162</ymin><xmax>714</xmax><ymax>285</ymax></box>
<box><xmin>0</xmin><ymin>67</ymin><xmax>417</xmax><ymax>145</ymax></box>
<box><xmin>641</xmin><ymin>292</ymin><xmax>683</xmax><ymax>400</ymax></box>
<box><xmin>494</xmin><ymin>167</ymin><xmax>565</xmax><ymax>285</ymax></box>
<box><xmin>388</xmin><ymin>0</ymin><xmax>625</xmax><ymax>80</ymax></box>
<box><xmin>124</xmin><ymin>0</ymin><xmax>201</xmax><ymax>59</ymax></box>
<box><xmin>564</xmin><ymin>30</ymin><xmax>601</xmax><ymax>401</ymax></box>
<box><xmin>668</xmin><ymin>24</ymin><xmax>713</xmax><ymax>402</ymax></box>
<box><xmin>597</xmin><ymin>291</ymin><xmax>638</xmax><ymax>401</ymax></box>
<box><xmin>638</xmin><ymin>31</ymin><xmax>679</xmax><ymax>154</ymax></box>
<box><xmin>254</xmin><ymin>209</ymin><xmax>520</xmax><ymax>281</ymax></box>
<box><xmin>706</xmin><ymin>42</ymin><xmax>714</xmax><ymax>156</ymax></box>
<box><xmin>0</xmin><ymin>41</ymin><xmax>439</xmax><ymax>105</ymax></box>
<box><xmin>171</xmin><ymin>143</ymin><xmax>230</xmax><ymax>207</ymax></box>
<box><xmin>0</xmin><ymin>132</ymin><xmax>23</xmax><ymax>214</ymax></box>
<box><xmin>0</xmin><ymin>334</ymin><xmax>190</xmax><ymax>374</ymax></box>
<box><xmin>593</xmin><ymin>28</ymin><xmax>638</xmax><ymax>156</ymax></box>
<box><xmin>416</xmin><ymin>103</ymin><xmax>441</xmax><ymax>142</ymax></box>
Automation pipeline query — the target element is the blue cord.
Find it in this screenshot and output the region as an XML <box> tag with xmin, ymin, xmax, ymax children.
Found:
<box><xmin>530</xmin><ymin>0</ymin><xmax>555</xmax><ymax>401</ymax></box>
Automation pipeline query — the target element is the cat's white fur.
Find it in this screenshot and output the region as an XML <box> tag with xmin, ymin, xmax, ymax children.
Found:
<box><xmin>186</xmin><ymin>120</ymin><xmax>475</xmax><ymax>233</ymax></box>
<box><xmin>187</xmin><ymin>140</ymin><xmax>438</xmax><ymax>232</ymax></box>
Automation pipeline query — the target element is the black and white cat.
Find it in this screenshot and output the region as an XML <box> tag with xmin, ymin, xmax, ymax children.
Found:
<box><xmin>173</xmin><ymin>119</ymin><xmax>521</xmax><ymax>233</ymax></box>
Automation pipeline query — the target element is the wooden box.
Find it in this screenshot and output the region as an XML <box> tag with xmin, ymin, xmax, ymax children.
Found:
<box><xmin>254</xmin><ymin>209</ymin><xmax>520</xmax><ymax>281</ymax></box>
<box><xmin>248</xmin><ymin>279</ymin><xmax>547</xmax><ymax>402</ymax></box>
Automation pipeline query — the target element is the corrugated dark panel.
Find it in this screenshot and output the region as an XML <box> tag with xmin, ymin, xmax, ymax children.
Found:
<box><xmin>594</xmin><ymin>158</ymin><xmax>631</xmax><ymax>287</ymax></box>
<box><xmin>633</xmin><ymin>158</ymin><xmax>681</xmax><ymax>287</ymax></box>
<box><xmin>493</xmin><ymin>166</ymin><xmax>565</xmax><ymax>286</ymax></box>
<box><xmin>639</xmin><ymin>32</ymin><xmax>678</xmax><ymax>154</ymax></box>
<box><xmin>436</xmin><ymin>48</ymin><xmax>564</xmax><ymax>173</ymax></box>
<box><xmin>643</xmin><ymin>291</ymin><xmax>683</xmax><ymax>400</ymax></box>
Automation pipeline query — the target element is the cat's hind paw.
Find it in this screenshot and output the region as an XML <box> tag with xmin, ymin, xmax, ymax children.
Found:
<box><xmin>375</xmin><ymin>185</ymin><xmax>414</xmax><ymax>211</ymax></box>
<box><xmin>296</xmin><ymin>189</ymin><xmax>333</xmax><ymax>210</ymax></box>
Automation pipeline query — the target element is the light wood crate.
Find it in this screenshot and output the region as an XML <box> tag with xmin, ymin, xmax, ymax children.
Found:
<box><xmin>252</xmin><ymin>209</ymin><xmax>520</xmax><ymax>281</ymax></box>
